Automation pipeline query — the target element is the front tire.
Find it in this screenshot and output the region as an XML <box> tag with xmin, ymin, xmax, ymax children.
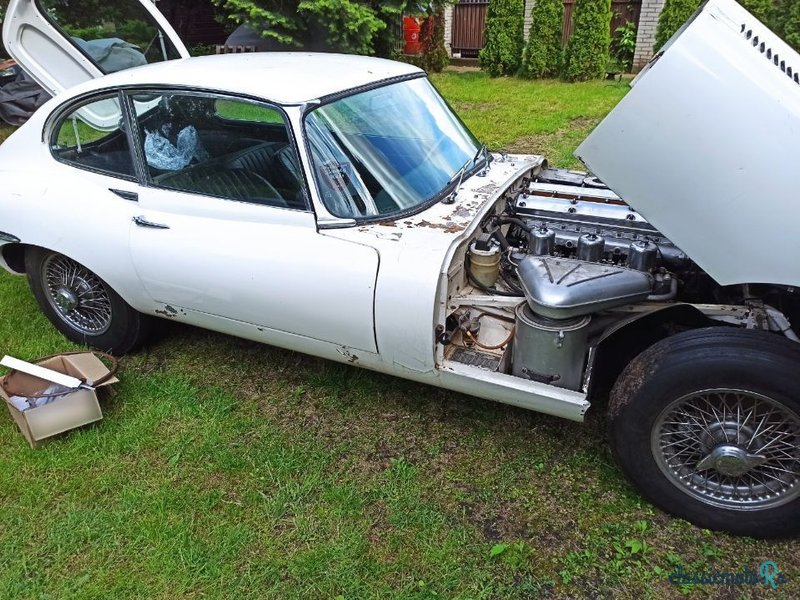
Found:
<box><xmin>609</xmin><ymin>327</ymin><xmax>800</xmax><ymax>538</ymax></box>
<box><xmin>26</xmin><ymin>248</ymin><xmax>151</xmax><ymax>355</ymax></box>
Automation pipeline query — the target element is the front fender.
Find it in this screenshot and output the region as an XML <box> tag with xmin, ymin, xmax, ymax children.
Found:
<box><xmin>585</xmin><ymin>304</ymin><xmax>714</xmax><ymax>402</ymax></box>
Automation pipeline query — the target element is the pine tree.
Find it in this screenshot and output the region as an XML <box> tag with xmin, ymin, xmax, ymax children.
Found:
<box><xmin>653</xmin><ymin>0</ymin><xmax>700</xmax><ymax>52</ymax></box>
<box><xmin>520</xmin><ymin>0</ymin><xmax>564</xmax><ymax>78</ymax></box>
<box><xmin>214</xmin><ymin>0</ymin><xmax>406</xmax><ymax>55</ymax></box>
<box><xmin>739</xmin><ymin>0</ymin><xmax>773</xmax><ymax>23</ymax></box>
<box><xmin>563</xmin><ymin>0</ymin><xmax>612</xmax><ymax>81</ymax></box>
<box><xmin>419</xmin><ymin>8</ymin><xmax>449</xmax><ymax>73</ymax></box>
<box><xmin>479</xmin><ymin>0</ymin><xmax>525</xmax><ymax>77</ymax></box>
<box><xmin>773</xmin><ymin>0</ymin><xmax>800</xmax><ymax>52</ymax></box>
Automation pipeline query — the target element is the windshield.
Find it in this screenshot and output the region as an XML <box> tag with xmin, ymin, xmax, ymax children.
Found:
<box><xmin>305</xmin><ymin>77</ymin><xmax>481</xmax><ymax>220</ymax></box>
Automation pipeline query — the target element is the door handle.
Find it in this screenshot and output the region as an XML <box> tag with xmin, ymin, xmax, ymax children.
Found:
<box><xmin>133</xmin><ymin>215</ymin><xmax>170</xmax><ymax>229</ymax></box>
<box><xmin>109</xmin><ymin>188</ymin><xmax>138</xmax><ymax>202</ymax></box>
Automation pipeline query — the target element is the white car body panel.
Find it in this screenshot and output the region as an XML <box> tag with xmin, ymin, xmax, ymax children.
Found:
<box><xmin>0</xmin><ymin>105</ymin><xmax>145</xmax><ymax>304</ymax></box>
<box><xmin>327</xmin><ymin>155</ymin><xmax>541</xmax><ymax>372</ymax></box>
<box><xmin>12</xmin><ymin>0</ymin><xmax>790</xmax><ymax>426</ymax></box>
<box><xmin>576</xmin><ymin>0</ymin><xmax>800</xmax><ymax>287</ymax></box>
<box><xmin>2</xmin><ymin>0</ymin><xmax>189</xmax><ymax>97</ymax></box>
<box><xmin>130</xmin><ymin>186</ymin><xmax>380</xmax><ymax>353</ymax></box>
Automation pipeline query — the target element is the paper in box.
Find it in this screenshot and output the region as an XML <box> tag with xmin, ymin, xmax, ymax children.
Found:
<box><xmin>0</xmin><ymin>353</ymin><xmax>118</xmax><ymax>448</ymax></box>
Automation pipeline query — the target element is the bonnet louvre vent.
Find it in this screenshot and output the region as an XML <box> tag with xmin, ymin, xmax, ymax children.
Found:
<box><xmin>741</xmin><ymin>23</ymin><xmax>799</xmax><ymax>86</ymax></box>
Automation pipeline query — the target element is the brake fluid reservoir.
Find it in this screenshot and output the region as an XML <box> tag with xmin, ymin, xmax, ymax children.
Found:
<box><xmin>468</xmin><ymin>241</ymin><xmax>501</xmax><ymax>288</ymax></box>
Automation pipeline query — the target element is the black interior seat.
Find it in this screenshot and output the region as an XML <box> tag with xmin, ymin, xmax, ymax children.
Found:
<box><xmin>274</xmin><ymin>145</ymin><xmax>302</xmax><ymax>184</ymax></box>
<box><xmin>156</xmin><ymin>167</ymin><xmax>287</xmax><ymax>207</ymax></box>
<box><xmin>225</xmin><ymin>142</ymin><xmax>305</xmax><ymax>207</ymax></box>
<box><xmin>225</xmin><ymin>141</ymin><xmax>281</xmax><ymax>176</ymax></box>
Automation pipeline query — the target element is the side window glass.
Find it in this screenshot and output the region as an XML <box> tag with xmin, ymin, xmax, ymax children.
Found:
<box><xmin>129</xmin><ymin>92</ymin><xmax>305</xmax><ymax>209</ymax></box>
<box><xmin>51</xmin><ymin>96</ymin><xmax>135</xmax><ymax>178</ymax></box>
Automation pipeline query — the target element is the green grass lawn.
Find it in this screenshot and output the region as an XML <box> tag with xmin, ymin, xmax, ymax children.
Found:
<box><xmin>429</xmin><ymin>72</ymin><xmax>628</xmax><ymax>168</ymax></box>
<box><xmin>0</xmin><ymin>74</ymin><xmax>797</xmax><ymax>599</ymax></box>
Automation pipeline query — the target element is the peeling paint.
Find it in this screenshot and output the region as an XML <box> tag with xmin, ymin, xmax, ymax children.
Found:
<box><xmin>416</xmin><ymin>220</ymin><xmax>465</xmax><ymax>233</ymax></box>
<box><xmin>331</xmin><ymin>155</ymin><xmax>543</xmax><ymax>246</ymax></box>
<box><xmin>155</xmin><ymin>304</ymin><xmax>183</xmax><ymax>318</ymax></box>
<box><xmin>337</xmin><ymin>347</ymin><xmax>359</xmax><ymax>363</ymax></box>
<box><xmin>374</xmin><ymin>230</ymin><xmax>403</xmax><ymax>241</ymax></box>
<box><xmin>474</xmin><ymin>184</ymin><xmax>500</xmax><ymax>195</ymax></box>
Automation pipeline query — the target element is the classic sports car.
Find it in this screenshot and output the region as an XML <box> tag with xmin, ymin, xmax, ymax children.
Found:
<box><xmin>1</xmin><ymin>0</ymin><xmax>799</xmax><ymax>537</ymax></box>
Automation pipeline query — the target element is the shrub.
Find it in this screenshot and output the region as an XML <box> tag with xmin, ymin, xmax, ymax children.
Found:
<box><xmin>479</xmin><ymin>0</ymin><xmax>525</xmax><ymax>77</ymax></box>
<box><xmin>519</xmin><ymin>0</ymin><xmax>563</xmax><ymax>78</ymax></box>
<box><xmin>214</xmin><ymin>0</ymin><xmax>405</xmax><ymax>55</ymax></box>
<box><xmin>654</xmin><ymin>0</ymin><xmax>700</xmax><ymax>51</ymax></box>
<box><xmin>773</xmin><ymin>0</ymin><xmax>800</xmax><ymax>52</ymax></box>
<box><xmin>611</xmin><ymin>19</ymin><xmax>637</xmax><ymax>72</ymax></box>
<box><xmin>419</xmin><ymin>9</ymin><xmax>449</xmax><ymax>73</ymax></box>
<box><xmin>563</xmin><ymin>0</ymin><xmax>612</xmax><ymax>81</ymax></box>
<box><xmin>739</xmin><ymin>0</ymin><xmax>773</xmax><ymax>23</ymax></box>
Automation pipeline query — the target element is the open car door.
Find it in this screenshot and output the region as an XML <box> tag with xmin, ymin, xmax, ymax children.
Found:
<box><xmin>2</xmin><ymin>0</ymin><xmax>188</xmax><ymax>97</ymax></box>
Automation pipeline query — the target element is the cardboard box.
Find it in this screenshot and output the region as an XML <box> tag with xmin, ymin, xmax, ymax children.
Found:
<box><xmin>0</xmin><ymin>353</ymin><xmax>118</xmax><ymax>448</ymax></box>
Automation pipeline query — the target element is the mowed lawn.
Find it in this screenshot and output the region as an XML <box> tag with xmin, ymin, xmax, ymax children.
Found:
<box><xmin>0</xmin><ymin>73</ymin><xmax>797</xmax><ymax>599</ymax></box>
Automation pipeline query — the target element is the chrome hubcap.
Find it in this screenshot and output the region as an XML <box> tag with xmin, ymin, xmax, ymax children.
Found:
<box><xmin>42</xmin><ymin>255</ymin><xmax>112</xmax><ymax>335</ymax></box>
<box><xmin>54</xmin><ymin>286</ymin><xmax>79</xmax><ymax>313</ymax></box>
<box><xmin>652</xmin><ymin>389</ymin><xmax>800</xmax><ymax>510</ymax></box>
<box><xmin>696</xmin><ymin>445</ymin><xmax>766</xmax><ymax>477</ymax></box>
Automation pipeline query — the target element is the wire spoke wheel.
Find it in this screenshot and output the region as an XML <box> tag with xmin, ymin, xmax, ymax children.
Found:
<box><xmin>41</xmin><ymin>254</ymin><xmax>113</xmax><ymax>335</ymax></box>
<box><xmin>652</xmin><ymin>389</ymin><xmax>800</xmax><ymax>511</ymax></box>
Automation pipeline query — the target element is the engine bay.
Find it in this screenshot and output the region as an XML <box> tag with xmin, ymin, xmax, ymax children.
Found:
<box><xmin>439</xmin><ymin>167</ymin><xmax>800</xmax><ymax>393</ymax></box>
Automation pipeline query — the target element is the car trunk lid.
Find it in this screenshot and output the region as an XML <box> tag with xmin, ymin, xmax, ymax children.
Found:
<box><xmin>2</xmin><ymin>0</ymin><xmax>189</xmax><ymax>97</ymax></box>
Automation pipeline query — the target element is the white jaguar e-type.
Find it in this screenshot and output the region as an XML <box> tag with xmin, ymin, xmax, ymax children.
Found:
<box><xmin>2</xmin><ymin>0</ymin><xmax>799</xmax><ymax>537</ymax></box>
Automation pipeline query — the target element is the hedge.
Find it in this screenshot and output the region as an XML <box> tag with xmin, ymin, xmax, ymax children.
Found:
<box><xmin>479</xmin><ymin>0</ymin><xmax>525</xmax><ymax>77</ymax></box>
<box><xmin>519</xmin><ymin>0</ymin><xmax>564</xmax><ymax>78</ymax></box>
<box><xmin>563</xmin><ymin>0</ymin><xmax>612</xmax><ymax>81</ymax></box>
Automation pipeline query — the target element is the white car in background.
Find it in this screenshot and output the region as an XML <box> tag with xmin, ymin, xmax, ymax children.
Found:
<box><xmin>1</xmin><ymin>0</ymin><xmax>799</xmax><ymax>537</ymax></box>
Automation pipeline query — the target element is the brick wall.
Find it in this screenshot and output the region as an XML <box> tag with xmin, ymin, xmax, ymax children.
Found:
<box><xmin>524</xmin><ymin>0</ymin><xmax>534</xmax><ymax>42</ymax></box>
<box><xmin>444</xmin><ymin>5</ymin><xmax>454</xmax><ymax>54</ymax></box>
<box><xmin>632</xmin><ymin>0</ymin><xmax>666</xmax><ymax>71</ymax></box>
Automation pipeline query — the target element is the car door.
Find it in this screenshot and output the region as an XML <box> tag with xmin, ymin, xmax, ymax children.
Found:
<box><xmin>37</xmin><ymin>92</ymin><xmax>149</xmax><ymax>308</ymax></box>
<box><xmin>3</xmin><ymin>0</ymin><xmax>188</xmax><ymax>120</ymax></box>
<box><xmin>122</xmin><ymin>90</ymin><xmax>380</xmax><ymax>353</ymax></box>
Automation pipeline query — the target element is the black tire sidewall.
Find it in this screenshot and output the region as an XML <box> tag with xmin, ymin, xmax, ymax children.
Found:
<box><xmin>609</xmin><ymin>328</ymin><xmax>800</xmax><ymax>538</ymax></box>
<box><xmin>25</xmin><ymin>248</ymin><xmax>148</xmax><ymax>354</ymax></box>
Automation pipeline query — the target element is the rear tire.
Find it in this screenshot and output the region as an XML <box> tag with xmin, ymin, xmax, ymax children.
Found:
<box><xmin>609</xmin><ymin>327</ymin><xmax>800</xmax><ymax>538</ymax></box>
<box><xmin>26</xmin><ymin>248</ymin><xmax>151</xmax><ymax>355</ymax></box>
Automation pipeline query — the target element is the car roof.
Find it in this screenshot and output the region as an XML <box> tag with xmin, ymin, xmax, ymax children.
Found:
<box><xmin>66</xmin><ymin>53</ymin><xmax>425</xmax><ymax>105</ymax></box>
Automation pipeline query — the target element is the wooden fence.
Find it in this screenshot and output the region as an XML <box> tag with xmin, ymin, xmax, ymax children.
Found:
<box><xmin>451</xmin><ymin>0</ymin><xmax>641</xmax><ymax>57</ymax></box>
<box><xmin>562</xmin><ymin>0</ymin><xmax>642</xmax><ymax>47</ymax></box>
<box><xmin>451</xmin><ymin>0</ymin><xmax>490</xmax><ymax>57</ymax></box>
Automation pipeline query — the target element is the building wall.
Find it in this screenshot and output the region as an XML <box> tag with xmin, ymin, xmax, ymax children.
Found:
<box><xmin>444</xmin><ymin>4</ymin><xmax>454</xmax><ymax>55</ymax></box>
<box><xmin>524</xmin><ymin>0</ymin><xmax>534</xmax><ymax>42</ymax></box>
<box><xmin>632</xmin><ymin>0</ymin><xmax>666</xmax><ymax>71</ymax></box>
